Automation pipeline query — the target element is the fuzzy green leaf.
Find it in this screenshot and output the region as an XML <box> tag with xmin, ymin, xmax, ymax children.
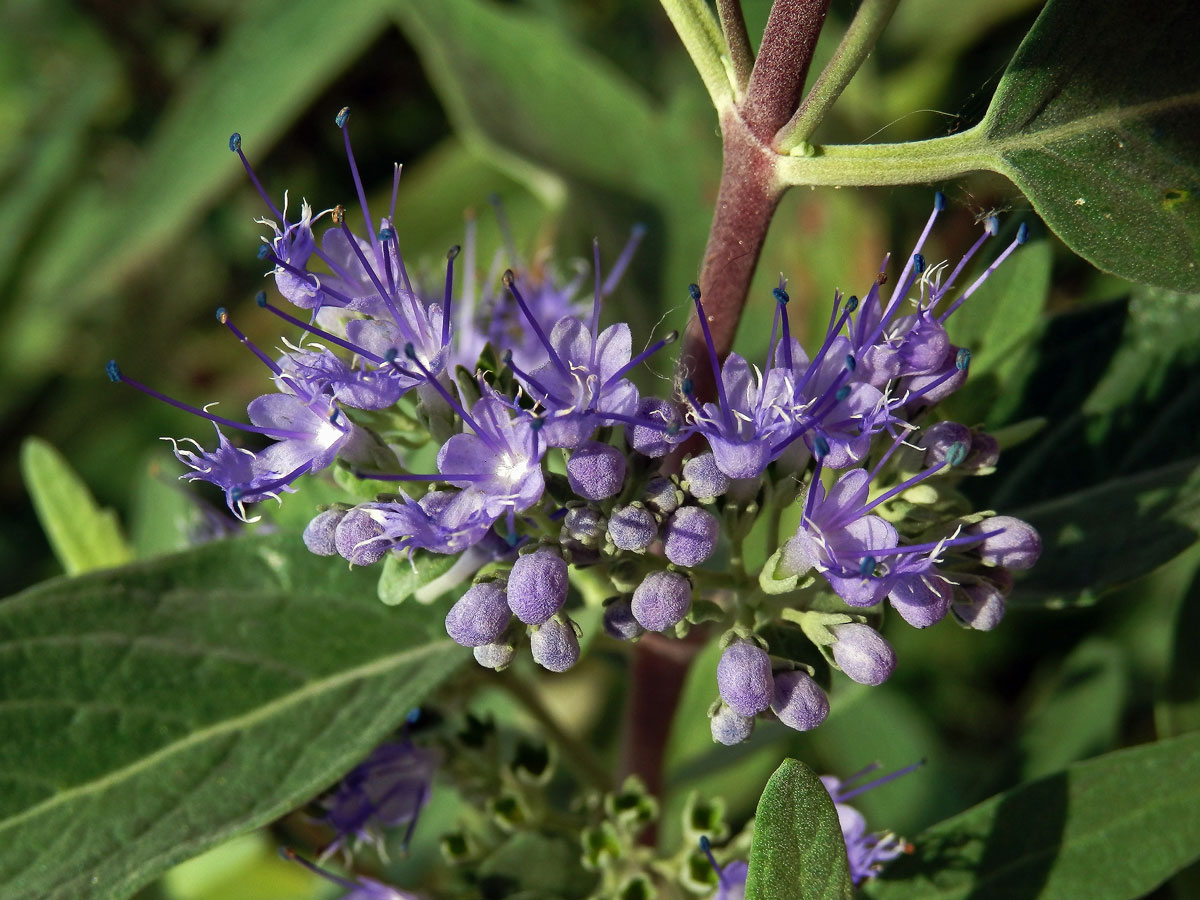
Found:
<box><xmin>745</xmin><ymin>758</ymin><xmax>854</xmax><ymax>900</ymax></box>
<box><xmin>982</xmin><ymin>0</ymin><xmax>1200</xmax><ymax>291</ymax></box>
<box><xmin>864</xmin><ymin>732</ymin><xmax>1200</xmax><ymax>900</ymax></box>
<box><xmin>0</xmin><ymin>533</ymin><xmax>465</xmax><ymax>899</ymax></box>
<box><xmin>20</xmin><ymin>437</ymin><xmax>132</xmax><ymax>576</ymax></box>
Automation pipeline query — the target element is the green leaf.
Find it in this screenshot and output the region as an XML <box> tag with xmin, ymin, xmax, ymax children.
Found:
<box><xmin>1017</xmin><ymin>637</ymin><xmax>1128</xmax><ymax>779</ymax></box>
<box><xmin>0</xmin><ymin>533</ymin><xmax>465</xmax><ymax>899</ymax></box>
<box><xmin>20</xmin><ymin>436</ymin><xmax>132</xmax><ymax>576</ymax></box>
<box><xmin>3</xmin><ymin>0</ymin><xmax>394</xmax><ymax>397</ymax></box>
<box><xmin>1012</xmin><ymin>456</ymin><xmax>1200</xmax><ymax>607</ymax></box>
<box><xmin>1157</xmin><ymin>565</ymin><xmax>1200</xmax><ymax>737</ymax></box>
<box><xmin>981</xmin><ymin>0</ymin><xmax>1200</xmax><ymax>291</ymax></box>
<box><xmin>864</xmin><ymin>732</ymin><xmax>1200</xmax><ymax>900</ymax></box>
<box><xmin>378</xmin><ymin>551</ymin><xmax>459</xmax><ymax>606</ymax></box>
<box><xmin>745</xmin><ymin>759</ymin><xmax>854</xmax><ymax>900</ymax></box>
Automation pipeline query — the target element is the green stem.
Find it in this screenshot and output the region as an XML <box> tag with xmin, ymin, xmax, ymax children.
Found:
<box><xmin>716</xmin><ymin>0</ymin><xmax>754</xmax><ymax>92</ymax></box>
<box><xmin>498</xmin><ymin>672</ymin><xmax>614</xmax><ymax>793</ymax></box>
<box><xmin>777</xmin><ymin>0</ymin><xmax>902</xmax><ymax>150</ymax></box>
<box><xmin>658</xmin><ymin>0</ymin><xmax>737</xmax><ymax>112</ymax></box>
<box><xmin>775</xmin><ymin>125</ymin><xmax>995</xmax><ymax>186</ymax></box>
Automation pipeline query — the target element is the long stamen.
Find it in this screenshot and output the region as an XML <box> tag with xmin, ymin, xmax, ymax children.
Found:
<box><xmin>901</xmin><ymin>349</ymin><xmax>971</xmax><ymax>405</ymax></box>
<box><xmin>336</xmin><ymin>208</ymin><xmax>406</xmax><ymax>326</ymax></box>
<box><xmin>881</xmin><ymin>192</ymin><xmax>944</xmax><ymax>321</ymax></box>
<box><xmin>699</xmin><ymin>837</ymin><xmax>730</xmax><ymax>888</ymax></box>
<box><xmin>352</xmin><ymin>470</ymin><xmax>489</xmax><ymax>482</ymax></box>
<box><xmin>389</xmin><ymin>161</ymin><xmax>402</xmax><ymax>225</ymax></box>
<box><xmin>503</xmin><ymin>350</ymin><xmax>566</xmax><ymax>404</ymax></box>
<box><xmin>256</xmin><ymin>293</ymin><xmax>384</xmax><ymax>363</ymax></box>
<box><xmin>232</xmin><ymin>461</ymin><xmax>313</xmax><ymax>501</ymax></box>
<box><xmin>931</xmin><ymin>218</ymin><xmax>997</xmax><ymax>311</ymax></box>
<box><xmin>855</xmin><ymin>528</ymin><xmax>1001</xmax><ymax>561</ymax></box>
<box><xmin>590</xmin><ymin>238</ymin><xmax>602</xmax><ymax>368</ymax></box>
<box><xmin>403</xmin><ymin>344</ymin><xmax>498</xmax><ymax>451</ymax></box>
<box><xmin>803</xmin><ymin>457</ymin><xmax>826</xmax><ymax>523</ymax></box>
<box><xmin>854</xmin><ymin>262</ymin><xmax>889</xmax><ymax>347</ymax></box>
<box><xmin>860</xmin><ymin>449</ymin><xmax>966</xmax><ymax>514</ymax></box>
<box><xmin>229</xmin><ymin>133</ymin><xmax>284</xmax><ymax>221</ymax></box>
<box><xmin>774</xmin><ymin>287</ymin><xmax>795</xmax><ymax>371</ymax></box>
<box><xmin>218</xmin><ymin>308</ymin><xmax>281</xmax><ymax>375</ymax></box>
<box><xmin>278</xmin><ymin>848</ymin><xmax>360</xmax><ymax>893</ymax></box>
<box><xmin>690</xmin><ymin>284</ymin><xmax>734</xmax><ymax>431</ymax></box>
<box><xmin>443</xmin><ymin>244</ymin><xmax>461</xmax><ymax>346</ymax></box>
<box><xmin>489</xmin><ymin>193</ymin><xmax>519</xmax><ymax>266</ymax></box>
<box><xmin>336</xmin><ymin>108</ymin><xmax>379</xmax><ymax>253</ymax></box>
<box><xmin>600</xmin><ymin>331</ymin><xmax>679</xmax><ymax>390</ymax></box>
<box><xmin>107</xmin><ymin>361</ymin><xmax>312</xmax><ymax>440</ymax></box>
<box><xmin>796</xmin><ymin>295</ymin><xmax>860</xmax><ymax>396</ymax></box>
<box><xmin>939</xmin><ymin>224</ymin><xmax>1027</xmax><ymax>321</ymax></box>
<box><xmin>503</xmin><ymin>269</ymin><xmax>570</xmax><ymax>377</ymax></box>
<box><xmin>602</xmin><ymin>223</ymin><xmax>646</xmax><ymax>295</ymax></box>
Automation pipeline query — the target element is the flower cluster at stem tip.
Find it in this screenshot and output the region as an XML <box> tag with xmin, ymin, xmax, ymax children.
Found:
<box><xmin>109</xmin><ymin>110</ymin><xmax>1042</xmax><ymax>747</ymax></box>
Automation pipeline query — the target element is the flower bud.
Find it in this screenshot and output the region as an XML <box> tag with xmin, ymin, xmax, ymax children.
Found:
<box><xmin>642</xmin><ymin>475</ymin><xmax>681</xmax><ymax>517</ymax></box>
<box><xmin>829</xmin><ymin>623</ymin><xmax>896</xmax><ymax>686</ymax></box>
<box><xmin>631</xmin><ymin>570</ymin><xmax>692</xmax><ymax>632</ymax></box>
<box><xmin>770</xmin><ymin>670</ymin><xmax>829</xmax><ymax>731</ymax></box>
<box><xmin>952</xmin><ymin>580</ymin><xmax>1007</xmax><ymax>631</ymax></box>
<box><xmin>530</xmin><ymin>616</ymin><xmax>581</xmax><ymax>672</ymax></box>
<box><xmin>629</xmin><ymin>398</ymin><xmax>680</xmax><ymax>458</ymax></box>
<box><xmin>710</xmin><ymin>703</ymin><xmax>755</xmax><ymax>746</ymax></box>
<box><xmin>920</xmin><ymin>421</ymin><xmax>971</xmax><ymax>467</ymax></box>
<box><xmin>445</xmin><ymin>582</ymin><xmax>511</xmax><ymax>647</ymax></box>
<box><xmin>964</xmin><ymin>429</ymin><xmax>1000</xmax><ymax>470</ymax></box>
<box><xmin>663</xmin><ymin>506</ymin><xmax>719</xmax><ymax>567</ymax></box>
<box><xmin>682</xmin><ymin>452</ymin><xmax>729</xmax><ymax>501</ymax></box>
<box><xmin>507</xmin><ymin>549</ymin><xmax>568</xmax><ymax>624</ymax></box>
<box><xmin>334</xmin><ymin>508</ymin><xmax>388</xmax><ymax>566</ymax></box>
<box><xmin>474</xmin><ymin>641</ymin><xmax>515</xmax><ymax>670</ymax></box>
<box><xmin>303</xmin><ymin>508</ymin><xmax>345</xmax><ymax>556</ymax></box>
<box><xmin>969</xmin><ymin>516</ymin><xmax>1042</xmax><ymax>569</ymax></box>
<box><xmin>563</xmin><ymin>506</ymin><xmax>607</xmax><ymax>547</ymax></box>
<box><xmin>608</xmin><ymin>504</ymin><xmax>658</xmax><ymax>552</ymax></box>
<box><xmin>602</xmin><ymin>597</ymin><xmax>643</xmax><ymax>641</ymax></box>
<box><xmin>716</xmin><ymin>641</ymin><xmax>774</xmax><ymax>715</ymax></box>
<box><xmin>566</xmin><ymin>441</ymin><xmax>626</xmax><ymax>501</ymax></box>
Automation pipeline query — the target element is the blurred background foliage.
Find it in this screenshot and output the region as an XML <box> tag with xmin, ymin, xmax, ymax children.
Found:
<box><xmin>3</xmin><ymin>0</ymin><xmax>1199</xmax><ymax>897</ymax></box>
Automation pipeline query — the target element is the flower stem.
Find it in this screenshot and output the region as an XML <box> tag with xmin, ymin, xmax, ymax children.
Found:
<box><xmin>778</xmin><ymin>0</ymin><xmax>902</xmax><ymax>150</ymax></box>
<box><xmin>717</xmin><ymin>0</ymin><xmax>754</xmax><ymax>92</ymax></box>
<box><xmin>499</xmin><ymin>671</ymin><xmax>614</xmax><ymax>793</ymax></box>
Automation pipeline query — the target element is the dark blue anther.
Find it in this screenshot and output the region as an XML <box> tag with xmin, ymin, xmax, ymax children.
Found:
<box><xmin>255</xmin><ymin>290</ymin><xmax>268</xmax><ymax>307</ymax></box>
<box><xmin>844</xmin><ymin>295</ymin><xmax>859</xmax><ymax>313</ymax></box>
<box><xmin>335</xmin><ymin>106</ymin><xmax>350</xmax><ymax>128</ymax></box>
<box><xmin>404</xmin><ymin>342</ymin><xmax>418</xmax><ymax>360</ymax></box>
<box><xmin>945</xmin><ymin>441</ymin><xmax>968</xmax><ymax>466</ymax></box>
<box><xmin>814</xmin><ymin>436</ymin><xmax>830</xmax><ymax>459</ymax></box>
<box><xmin>688</xmin><ymin>283</ymin><xmax>702</xmax><ymax>302</ymax></box>
<box><xmin>859</xmin><ymin>555</ymin><xmax>876</xmax><ymax>576</ymax></box>
<box><xmin>844</xmin><ymin>354</ymin><xmax>857</xmax><ymax>372</ymax></box>
<box><xmin>228</xmin><ymin>133</ymin><xmax>241</xmax><ymax>152</ymax></box>
<box><xmin>913</xmin><ymin>253</ymin><xmax>926</xmax><ymax>274</ymax></box>
<box><xmin>447</xmin><ymin>244</ymin><xmax>461</xmax><ymax>261</ymax></box>
<box><xmin>681</xmin><ymin>377</ymin><xmax>694</xmax><ymax>395</ymax></box>
<box><xmin>1017</xmin><ymin>222</ymin><xmax>1029</xmax><ymax>244</ymax></box>
<box><xmin>105</xmin><ymin>360</ymin><xmax>122</xmax><ymax>383</ymax></box>
<box><xmin>773</xmin><ymin>286</ymin><xmax>790</xmax><ymax>305</ymax></box>
<box><xmin>257</xmin><ymin>245</ymin><xmax>270</xmax><ymax>260</ymax></box>
<box><xmin>934</xmin><ymin>190</ymin><xmax>947</xmax><ymax>211</ymax></box>
<box><xmin>836</xmin><ymin>385</ymin><xmax>851</xmax><ymax>402</ymax></box>
<box><xmin>956</xmin><ymin>348</ymin><xmax>972</xmax><ymax>371</ymax></box>
<box><xmin>378</xmin><ymin>227</ymin><xmax>395</xmax><ymax>242</ymax></box>
<box><xmin>530</xmin><ymin>417</ymin><xmax>545</xmax><ymax>432</ymax></box>
<box><xmin>215</xmin><ymin>307</ymin><xmax>227</xmax><ymax>322</ymax></box>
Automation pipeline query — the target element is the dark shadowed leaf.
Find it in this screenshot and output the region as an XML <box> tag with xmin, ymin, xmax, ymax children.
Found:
<box><xmin>1157</xmin><ymin>564</ymin><xmax>1200</xmax><ymax>737</ymax></box>
<box><xmin>745</xmin><ymin>759</ymin><xmax>853</xmax><ymax>900</ymax></box>
<box><xmin>982</xmin><ymin>0</ymin><xmax>1200</xmax><ymax>291</ymax></box>
<box><xmin>864</xmin><ymin>732</ymin><xmax>1200</xmax><ymax>900</ymax></box>
<box><xmin>0</xmin><ymin>533</ymin><xmax>465</xmax><ymax>899</ymax></box>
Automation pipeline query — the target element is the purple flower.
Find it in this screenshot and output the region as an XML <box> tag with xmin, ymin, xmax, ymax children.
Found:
<box><xmin>320</xmin><ymin>736</ymin><xmax>438</xmax><ymax>858</ymax></box>
<box><xmin>716</xmin><ymin>640</ymin><xmax>774</xmax><ymax>716</ymax></box>
<box><xmin>829</xmin><ymin>623</ymin><xmax>896</xmax><ymax>685</ymax></box>
<box><xmin>820</xmin><ymin>760</ymin><xmax>922</xmax><ymax>885</ymax></box>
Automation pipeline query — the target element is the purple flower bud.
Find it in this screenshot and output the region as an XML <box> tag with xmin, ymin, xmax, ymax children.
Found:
<box><xmin>563</xmin><ymin>506</ymin><xmax>607</xmax><ymax>547</ymax></box>
<box><xmin>530</xmin><ymin>616</ymin><xmax>581</xmax><ymax>672</ymax></box>
<box><xmin>964</xmin><ymin>429</ymin><xmax>1000</xmax><ymax>470</ymax></box>
<box><xmin>602</xmin><ymin>597</ymin><xmax>643</xmax><ymax>641</ymax></box>
<box><xmin>608</xmin><ymin>504</ymin><xmax>658</xmax><ymax>552</ymax></box>
<box><xmin>303</xmin><ymin>508</ymin><xmax>345</xmax><ymax>556</ymax></box>
<box><xmin>445</xmin><ymin>582</ymin><xmax>511</xmax><ymax>647</ymax></box>
<box><xmin>829</xmin><ymin>623</ymin><xmax>896</xmax><ymax>686</ymax></box>
<box><xmin>507</xmin><ymin>549</ymin><xmax>569</xmax><ymax>624</ymax></box>
<box><xmin>629</xmin><ymin>398</ymin><xmax>680</xmax><ymax>458</ymax></box>
<box><xmin>770</xmin><ymin>670</ymin><xmax>829</xmax><ymax>732</ymax></box>
<box><xmin>682</xmin><ymin>453</ymin><xmax>730</xmax><ymax>501</ymax></box>
<box><xmin>920</xmin><ymin>421</ymin><xmax>971</xmax><ymax>467</ymax></box>
<box><xmin>473</xmin><ymin>641</ymin><xmax>515</xmax><ymax>670</ymax></box>
<box><xmin>566</xmin><ymin>441</ymin><xmax>626</xmax><ymax>501</ymax></box>
<box><xmin>663</xmin><ymin>506</ymin><xmax>719</xmax><ymax>567</ymax></box>
<box><xmin>969</xmin><ymin>516</ymin><xmax>1042</xmax><ymax>569</ymax></box>
<box><xmin>716</xmin><ymin>641</ymin><xmax>774</xmax><ymax>715</ymax></box>
<box><xmin>952</xmin><ymin>580</ymin><xmax>1007</xmax><ymax>630</ymax></box>
<box><xmin>710</xmin><ymin>703</ymin><xmax>755</xmax><ymax>746</ymax></box>
<box><xmin>642</xmin><ymin>475</ymin><xmax>681</xmax><ymax>517</ymax></box>
<box><xmin>335</xmin><ymin>509</ymin><xmax>389</xmax><ymax>566</ymax></box>
<box><xmin>631</xmin><ymin>570</ymin><xmax>692</xmax><ymax>632</ymax></box>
